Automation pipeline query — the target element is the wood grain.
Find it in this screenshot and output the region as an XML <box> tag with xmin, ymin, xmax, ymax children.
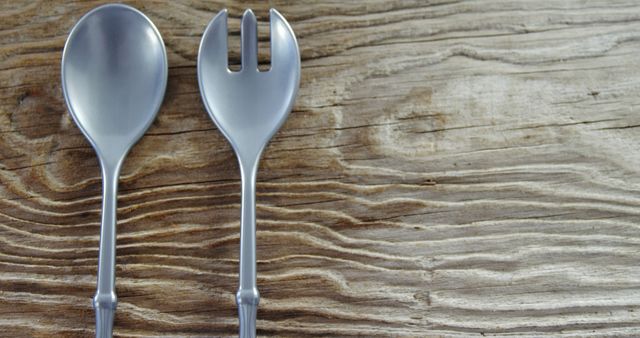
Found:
<box><xmin>1</xmin><ymin>0</ymin><xmax>640</xmax><ymax>336</ymax></box>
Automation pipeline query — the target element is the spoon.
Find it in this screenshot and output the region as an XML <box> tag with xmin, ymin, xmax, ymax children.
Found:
<box><xmin>61</xmin><ymin>4</ymin><xmax>167</xmax><ymax>337</ymax></box>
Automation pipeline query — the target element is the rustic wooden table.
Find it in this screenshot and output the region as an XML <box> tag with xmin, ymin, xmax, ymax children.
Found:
<box><xmin>2</xmin><ymin>0</ymin><xmax>640</xmax><ymax>337</ymax></box>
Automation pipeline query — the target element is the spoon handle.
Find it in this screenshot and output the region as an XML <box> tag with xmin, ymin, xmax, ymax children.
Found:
<box><xmin>237</xmin><ymin>158</ymin><xmax>260</xmax><ymax>338</ymax></box>
<box><xmin>94</xmin><ymin>161</ymin><xmax>121</xmax><ymax>338</ymax></box>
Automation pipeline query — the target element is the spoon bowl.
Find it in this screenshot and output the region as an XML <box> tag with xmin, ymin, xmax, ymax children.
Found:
<box><xmin>62</xmin><ymin>3</ymin><xmax>167</xmax><ymax>160</ymax></box>
<box><xmin>61</xmin><ymin>4</ymin><xmax>167</xmax><ymax>337</ymax></box>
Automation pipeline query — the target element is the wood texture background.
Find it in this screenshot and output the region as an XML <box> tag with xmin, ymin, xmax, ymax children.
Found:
<box><xmin>1</xmin><ymin>0</ymin><xmax>640</xmax><ymax>336</ymax></box>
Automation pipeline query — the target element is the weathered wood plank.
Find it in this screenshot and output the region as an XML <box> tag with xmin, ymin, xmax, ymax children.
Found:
<box><xmin>1</xmin><ymin>0</ymin><xmax>640</xmax><ymax>336</ymax></box>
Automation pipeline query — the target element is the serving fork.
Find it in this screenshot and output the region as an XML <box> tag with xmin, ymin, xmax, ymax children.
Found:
<box><xmin>197</xmin><ymin>8</ymin><xmax>300</xmax><ymax>338</ymax></box>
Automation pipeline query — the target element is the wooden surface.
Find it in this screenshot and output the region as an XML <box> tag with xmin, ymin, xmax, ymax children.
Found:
<box><xmin>1</xmin><ymin>0</ymin><xmax>640</xmax><ymax>336</ymax></box>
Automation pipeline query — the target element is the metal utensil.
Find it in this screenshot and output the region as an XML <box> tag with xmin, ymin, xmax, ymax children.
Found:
<box><xmin>197</xmin><ymin>8</ymin><xmax>300</xmax><ymax>338</ymax></box>
<box><xmin>61</xmin><ymin>4</ymin><xmax>168</xmax><ymax>337</ymax></box>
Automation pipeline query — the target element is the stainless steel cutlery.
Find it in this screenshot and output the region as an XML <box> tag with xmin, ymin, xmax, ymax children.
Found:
<box><xmin>62</xmin><ymin>4</ymin><xmax>299</xmax><ymax>338</ymax></box>
<box><xmin>198</xmin><ymin>9</ymin><xmax>300</xmax><ymax>338</ymax></box>
<box><xmin>61</xmin><ymin>4</ymin><xmax>168</xmax><ymax>337</ymax></box>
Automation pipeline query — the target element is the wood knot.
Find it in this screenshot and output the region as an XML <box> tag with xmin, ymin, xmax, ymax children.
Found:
<box><xmin>413</xmin><ymin>291</ymin><xmax>431</xmax><ymax>306</ymax></box>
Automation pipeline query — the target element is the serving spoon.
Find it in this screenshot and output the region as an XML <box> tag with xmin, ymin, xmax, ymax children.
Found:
<box><xmin>61</xmin><ymin>4</ymin><xmax>167</xmax><ymax>337</ymax></box>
